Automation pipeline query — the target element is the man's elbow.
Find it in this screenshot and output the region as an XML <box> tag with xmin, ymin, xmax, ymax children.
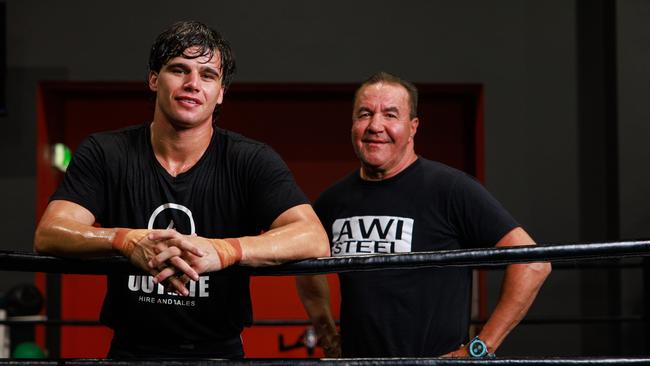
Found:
<box><xmin>33</xmin><ymin>226</ymin><xmax>50</xmax><ymax>254</ymax></box>
<box><xmin>33</xmin><ymin>220</ymin><xmax>63</xmax><ymax>255</ymax></box>
<box><xmin>314</xmin><ymin>230</ymin><xmax>331</xmax><ymax>258</ymax></box>
<box><xmin>308</xmin><ymin>222</ymin><xmax>331</xmax><ymax>258</ymax></box>
<box><xmin>529</xmin><ymin>261</ymin><xmax>552</xmax><ymax>282</ymax></box>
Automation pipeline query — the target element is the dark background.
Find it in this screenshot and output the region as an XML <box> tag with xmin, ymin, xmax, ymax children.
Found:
<box><xmin>1</xmin><ymin>0</ymin><xmax>649</xmax><ymax>357</ymax></box>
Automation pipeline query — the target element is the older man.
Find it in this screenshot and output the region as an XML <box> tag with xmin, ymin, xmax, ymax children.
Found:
<box><xmin>297</xmin><ymin>72</ymin><xmax>550</xmax><ymax>358</ymax></box>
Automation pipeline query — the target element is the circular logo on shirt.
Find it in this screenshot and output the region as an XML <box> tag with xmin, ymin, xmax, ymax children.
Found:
<box><xmin>147</xmin><ymin>203</ymin><xmax>196</xmax><ymax>235</ymax></box>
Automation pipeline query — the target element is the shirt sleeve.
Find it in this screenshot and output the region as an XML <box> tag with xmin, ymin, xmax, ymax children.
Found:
<box><xmin>50</xmin><ymin>136</ymin><xmax>106</xmax><ymax>219</ymax></box>
<box><xmin>246</xmin><ymin>144</ymin><xmax>309</xmax><ymax>230</ymax></box>
<box><xmin>447</xmin><ymin>172</ymin><xmax>519</xmax><ymax>248</ymax></box>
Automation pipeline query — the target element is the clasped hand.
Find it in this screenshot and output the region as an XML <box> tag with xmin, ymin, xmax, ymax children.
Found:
<box><xmin>121</xmin><ymin>229</ymin><xmax>228</xmax><ymax>296</ymax></box>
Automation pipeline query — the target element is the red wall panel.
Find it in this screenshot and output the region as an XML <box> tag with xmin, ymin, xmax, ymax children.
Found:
<box><xmin>35</xmin><ymin>82</ymin><xmax>483</xmax><ymax>358</ymax></box>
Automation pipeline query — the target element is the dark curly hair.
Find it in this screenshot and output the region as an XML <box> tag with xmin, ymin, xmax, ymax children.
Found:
<box><xmin>148</xmin><ymin>21</ymin><xmax>237</xmax><ymax>121</ymax></box>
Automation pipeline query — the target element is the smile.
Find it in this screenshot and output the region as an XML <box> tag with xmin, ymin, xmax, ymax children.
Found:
<box><xmin>175</xmin><ymin>96</ymin><xmax>202</xmax><ymax>106</ymax></box>
<box><xmin>363</xmin><ymin>140</ymin><xmax>389</xmax><ymax>145</ymax></box>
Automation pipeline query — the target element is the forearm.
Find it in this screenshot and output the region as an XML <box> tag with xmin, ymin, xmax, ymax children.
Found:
<box><xmin>478</xmin><ymin>261</ymin><xmax>551</xmax><ymax>352</ymax></box>
<box><xmin>147</xmin><ymin>204</ymin><xmax>329</xmax><ymax>289</ymax></box>
<box><xmin>296</xmin><ymin>274</ymin><xmax>340</xmax><ymax>356</ymax></box>
<box><xmin>296</xmin><ymin>275</ymin><xmax>337</xmax><ymax>330</ymax></box>
<box><xmin>238</xmin><ymin>205</ymin><xmax>330</xmax><ymax>267</ymax></box>
<box><xmin>34</xmin><ymin>217</ymin><xmax>118</xmax><ymax>258</ymax></box>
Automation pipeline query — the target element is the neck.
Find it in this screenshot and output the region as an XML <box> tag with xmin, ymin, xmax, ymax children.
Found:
<box><xmin>360</xmin><ymin>154</ymin><xmax>418</xmax><ymax>181</ymax></box>
<box><xmin>150</xmin><ymin>120</ymin><xmax>214</xmax><ymax>177</ymax></box>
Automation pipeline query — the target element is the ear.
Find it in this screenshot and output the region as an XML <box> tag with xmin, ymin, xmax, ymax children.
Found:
<box><xmin>216</xmin><ymin>86</ymin><xmax>225</xmax><ymax>105</ymax></box>
<box><xmin>409</xmin><ymin>117</ymin><xmax>419</xmax><ymax>141</ymax></box>
<box><xmin>148</xmin><ymin>71</ymin><xmax>159</xmax><ymax>92</ymax></box>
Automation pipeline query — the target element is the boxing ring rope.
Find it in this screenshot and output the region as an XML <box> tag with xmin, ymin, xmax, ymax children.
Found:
<box><xmin>1</xmin><ymin>240</ymin><xmax>649</xmax><ymax>276</ymax></box>
<box><xmin>1</xmin><ymin>240</ymin><xmax>650</xmax><ymax>364</ymax></box>
<box><xmin>0</xmin><ymin>357</ymin><xmax>650</xmax><ymax>365</ymax></box>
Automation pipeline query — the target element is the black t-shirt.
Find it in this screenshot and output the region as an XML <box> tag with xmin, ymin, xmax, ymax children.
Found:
<box><xmin>314</xmin><ymin>158</ymin><xmax>518</xmax><ymax>357</ymax></box>
<box><xmin>51</xmin><ymin>123</ymin><xmax>308</xmax><ymax>348</ymax></box>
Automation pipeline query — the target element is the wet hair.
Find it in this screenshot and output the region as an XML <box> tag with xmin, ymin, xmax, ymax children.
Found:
<box><xmin>148</xmin><ymin>21</ymin><xmax>236</xmax><ymax>122</ymax></box>
<box><xmin>149</xmin><ymin>20</ymin><xmax>236</xmax><ymax>89</ymax></box>
<box><xmin>354</xmin><ymin>72</ymin><xmax>419</xmax><ymax>119</ymax></box>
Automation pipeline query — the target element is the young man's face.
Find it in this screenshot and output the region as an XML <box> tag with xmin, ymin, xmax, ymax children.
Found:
<box><xmin>351</xmin><ymin>82</ymin><xmax>419</xmax><ymax>180</ymax></box>
<box><xmin>148</xmin><ymin>47</ymin><xmax>225</xmax><ymax>129</ymax></box>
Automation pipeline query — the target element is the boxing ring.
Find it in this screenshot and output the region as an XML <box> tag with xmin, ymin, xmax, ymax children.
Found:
<box><xmin>0</xmin><ymin>357</ymin><xmax>647</xmax><ymax>365</ymax></box>
<box><xmin>1</xmin><ymin>240</ymin><xmax>650</xmax><ymax>365</ymax></box>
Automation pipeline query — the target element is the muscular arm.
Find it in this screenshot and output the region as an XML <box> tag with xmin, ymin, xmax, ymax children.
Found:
<box><xmin>296</xmin><ymin>275</ymin><xmax>340</xmax><ymax>357</ymax></box>
<box><xmin>34</xmin><ymin>200</ymin><xmax>201</xmax><ymax>295</ymax></box>
<box><xmin>444</xmin><ymin>227</ymin><xmax>552</xmax><ymax>356</ymax></box>
<box><xmin>34</xmin><ymin>200</ymin><xmax>117</xmax><ymax>257</ymax></box>
<box><xmin>478</xmin><ymin>227</ymin><xmax>551</xmax><ymax>353</ymax></box>
<box><xmin>240</xmin><ymin>204</ymin><xmax>330</xmax><ymax>266</ymax></box>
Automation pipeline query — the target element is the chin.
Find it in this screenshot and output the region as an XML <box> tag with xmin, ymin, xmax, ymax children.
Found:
<box><xmin>361</xmin><ymin>160</ymin><xmax>386</xmax><ymax>172</ymax></box>
<box><xmin>166</xmin><ymin>118</ymin><xmax>193</xmax><ymax>128</ymax></box>
<box><xmin>360</xmin><ymin>154</ymin><xmax>389</xmax><ymax>167</ymax></box>
<box><xmin>170</xmin><ymin>115</ymin><xmax>210</xmax><ymax>129</ymax></box>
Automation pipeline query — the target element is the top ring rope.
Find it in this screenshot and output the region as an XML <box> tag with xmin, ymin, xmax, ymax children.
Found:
<box><xmin>1</xmin><ymin>240</ymin><xmax>649</xmax><ymax>276</ymax></box>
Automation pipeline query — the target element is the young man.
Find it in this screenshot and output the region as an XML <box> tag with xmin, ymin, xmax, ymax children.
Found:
<box><xmin>296</xmin><ymin>72</ymin><xmax>551</xmax><ymax>358</ymax></box>
<box><xmin>34</xmin><ymin>21</ymin><xmax>329</xmax><ymax>358</ymax></box>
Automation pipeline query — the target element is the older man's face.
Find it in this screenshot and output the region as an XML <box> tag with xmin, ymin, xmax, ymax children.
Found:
<box><xmin>351</xmin><ymin>82</ymin><xmax>419</xmax><ymax>180</ymax></box>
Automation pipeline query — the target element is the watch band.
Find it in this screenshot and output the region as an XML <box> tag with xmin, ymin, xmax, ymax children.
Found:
<box><xmin>468</xmin><ymin>336</ymin><xmax>496</xmax><ymax>358</ymax></box>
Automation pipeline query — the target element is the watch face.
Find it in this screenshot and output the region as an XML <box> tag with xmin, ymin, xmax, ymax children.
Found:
<box><xmin>469</xmin><ymin>338</ymin><xmax>487</xmax><ymax>357</ymax></box>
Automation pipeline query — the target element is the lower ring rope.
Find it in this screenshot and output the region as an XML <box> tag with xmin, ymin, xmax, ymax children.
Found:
<box><xmin>0</xmin><ymin>356</ymin><xmax>645</xmax><ymax>365</ymax></box>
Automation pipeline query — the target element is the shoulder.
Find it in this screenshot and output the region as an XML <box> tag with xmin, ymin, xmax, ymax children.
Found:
<box><xmin>214</xmin><ymin>127</ymin><xmax>283</xmax><ymax>163</ymax></box>
<box><xmin>417</xmin><ymin>157</ymin><xmax>465</xmax><ymax>179</ymax></box>
<box><xmin>213</xmin><ymin>128</ymin><xmax>295</xmax><ymax>185</ymax></box>
<box><xmin>72</xmin><ymin>124</ymin><xmax>147</xmax><ymax>163</ymax></box>
<box><xmin>88</xmin><ymin>123</ymin><xmax>146</xmax><ymax>142</ymax></box>
<box><xmin>215</xmin><ymin>128</ymin><xmax>268</xmax><ymax>153</ymax></box>
<box><xmin>416</xmin><ymin>157</ymin><xmax>479</xmax><ymax>190</ymax></box>
<box><xmin>84</xmin><ymin>124</ymin><xmax>147</xmax><ymax>151</ymax></box>
<box><xmin>315</xmin><ymin>170</ymin><xmax>359</xmax><ymax>205</ymax></box>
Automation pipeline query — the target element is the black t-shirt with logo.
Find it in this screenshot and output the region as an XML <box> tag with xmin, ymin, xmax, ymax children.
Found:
<box><xmin>314</xmin><ymin>158</ymin><xmax>518</xmax><ymax>357</ymax></box>
<box><xmin>51</xmin><ymin>123</ymin><xmax>308</xmax><ymax>353</ymax></box>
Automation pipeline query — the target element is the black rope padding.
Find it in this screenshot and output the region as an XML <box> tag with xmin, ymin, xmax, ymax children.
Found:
<box><xmin>2</xmin><ymin>240</ymin><xmax>650</xmax><ymax>276</ymax></box>
<box><xmin>0</xmin><ymin>357</ymin><xmax>647</xmax><ymax>365</ymax></box>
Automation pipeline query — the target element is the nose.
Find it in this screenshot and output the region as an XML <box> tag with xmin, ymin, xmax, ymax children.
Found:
<box><xmin>183</xmin><ymin>71</ymin><xmax>200</xmax><ymax>92</ymax></box>
<box><xmin>366</xmin><ymin>114</ymin><xmax>384</xmax><ymax>133</ymax></box>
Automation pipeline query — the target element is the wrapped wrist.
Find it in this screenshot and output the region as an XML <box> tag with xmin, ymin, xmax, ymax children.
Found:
<box><xmin>112</xmin><ymin>228</ymin><xmax>150</xmax><ymax>256</ymax></box>
<box><xmin>111</xmin><ymin>228</ymin><xmax>130</xmax><ymax>253</ymax></box>
<box><xmin>210</xmin><ymin>238</ymin><xmax>243</xmax><ymax>269</ymax></box>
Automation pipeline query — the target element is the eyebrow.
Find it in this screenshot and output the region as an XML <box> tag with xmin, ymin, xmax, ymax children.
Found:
<box><xmin>200</xmin><ymin>64</ymin><xmax>221</xmax><ymax>77</ymax></box>
<box><xmin>166</xmin><ymin>62</ymin><xmax>189</xmax><ymax>70</ymax></box>
<box><xmin>382</xmin><ymin>106</ymin><xmax>400</xmax><ymax>114</ymax></box>
<box><xmin>165</xmin><ymin>62</ymin><xmax>221</xmax><ymax>78</ymax></box>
